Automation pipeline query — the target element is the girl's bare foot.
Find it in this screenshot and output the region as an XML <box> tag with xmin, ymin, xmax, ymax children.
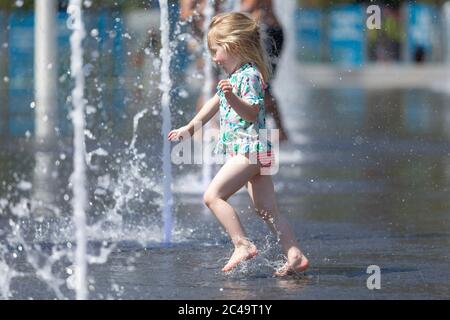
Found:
<box><xmin>274</xmin><ymin>251</ymin><xmax>309</xmax><ymax>277</ymax></box>
<box><xmin>222</xmin><ymin>243</ymin><xmax>258</xmax><ymax>272</ymax></box>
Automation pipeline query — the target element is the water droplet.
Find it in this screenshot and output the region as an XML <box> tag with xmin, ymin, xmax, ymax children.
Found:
<box><xmin>90</xmin><ymin>28</ymin><xmax>99</xmax><ymax>37</ymax></box>
<box><xmin>86</xmin><ymin>105</ymin><xmax>96</xmax><ymax>115</ymax></box>
<box><xmin>178</xmin><ymin>89</ymin><xmax>189</xmax><ymax>98</ymax></box>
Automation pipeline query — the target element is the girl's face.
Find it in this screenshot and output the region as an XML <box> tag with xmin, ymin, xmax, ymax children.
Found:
<box><xmin>210</xmin><ymin>44</ymin><xmax>242</xmax><ymax>74</ymax></box>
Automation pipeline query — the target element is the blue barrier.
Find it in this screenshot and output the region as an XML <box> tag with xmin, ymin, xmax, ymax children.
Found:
<box><xmin>445</xmin><ymin>3</ymin><xmax>450</xmax><ymax>63</ymax></box>
<box><xmin>9</xmin><ymin>113</ymin><xmax>34</xmax><ymax>136</ymax></box>
<box><xmin>405</xmin><ymin>3</ymin><xmax>438</xmax><ymax>62</ymax></box>
<box><xmin>328</xmin><ymin>4</ymin><xmax>366</xmax><ymax>67</ymax></box>
<box><xmin>404</xmin><ymin>3</ymin><xmax>439</xmax><ymax>63</ymax></box>
<box><xmin>4</xmin><ymin>10</ymin><xmax>127</xmax><ymax>137</ymax></box>
<box><xmin>8</xmin><ymin>12</ymin><xmax>34</xmax><ymax>136</ymax></box>
<box><xmin>0</xmin><ymin>11</ymin><xmax>6</xmax><ymax>134</ymax></box>
<box><xmin>295</xmin><ymin>8</ymin><xmax>323</xmax><ymax>62</ymax></box>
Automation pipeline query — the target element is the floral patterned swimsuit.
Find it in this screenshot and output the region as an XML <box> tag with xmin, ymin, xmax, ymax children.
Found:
<box><xmin>215</xmin><ymin>63</ymin><xmax>274</xmax><ymax>168</ymax></box>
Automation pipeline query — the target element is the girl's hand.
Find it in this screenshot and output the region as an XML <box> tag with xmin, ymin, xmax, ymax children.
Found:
<box><xmin>168</xmin><ymin>125</ymin><xmax>190</xmax><ymax>141</ymax></box>
<box><xmin>218</xmin><ymin>80</ymin><xmax>234</xmax><ymax>100</ymax></box>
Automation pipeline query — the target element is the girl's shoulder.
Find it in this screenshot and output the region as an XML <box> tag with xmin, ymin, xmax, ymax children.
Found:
<box><xmin>235</xmin><ymin>63</ymin><xmax>264</xmax><ymax>83</ymax></box>
<box><xmin>241</xmin><ymin>63</ymin><xmax>261</xmax><ymax>76</ymax></box>
<box><xmin>239</xmin><ymin>63</ymin><xmax>266</xmax><ymax>90</ymax></box>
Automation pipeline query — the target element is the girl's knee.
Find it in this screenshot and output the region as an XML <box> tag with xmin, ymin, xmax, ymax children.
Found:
<box><xmin>203</xmin><ymin>191</ymin><xmax>218</xmax><ymax>208</ymax></box>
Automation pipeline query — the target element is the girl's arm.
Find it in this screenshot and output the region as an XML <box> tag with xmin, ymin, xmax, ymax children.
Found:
<box><xmin>218</xmin><ymin>80</ymin><xmax>259</xmax><ymax>122</ymax></box>
<box><xmin>225</xmin><ymin>95</ymin><xmax>259</xmax><ymax>122</ymax></box>
<box><xmin>186</xmin><ymin>94</ymin><xmax>220</xmax><ymax>136</ymax></box>
<box><xmin>168</xmin><ymin>94</ymin><xmax>219</xmax><ymax>141</ymax></box>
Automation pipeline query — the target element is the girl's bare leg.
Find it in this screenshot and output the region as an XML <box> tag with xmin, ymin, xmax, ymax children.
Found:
<box><xmin>204</xmin><ymin>154</ymin><xmax>261</xmax><ymax>272</ymax></box>
<box><xmin>246</xmin><ymin>174</ymin><xmax>309</xmax><ymax>275</ymax></box>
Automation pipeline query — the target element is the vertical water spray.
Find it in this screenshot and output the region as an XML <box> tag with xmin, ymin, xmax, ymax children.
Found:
<box><xmin>273</xmin><ymin>0</ymin><xmax>302</xmax><ymax>109</ymax></box>
<box><xmin>445</xmin><ymin>2</ymin><xmax>450</xmax><ymax>95</ymax></box>
<box><xmin>201</xmin><ymin>0</ymin><xmax>215</xmax><ymax>193</ymax></box>
<box><xmin>34</xmin><ymin>0</ymin><xmax>58</xmax><ymax>216</ymax></box>
<box><xmin>159</xmin><ymin>0</ymin><xmax>173</xmax><ymax>243</ymax></box>
<box><xmin>34</xmin><ymin>0</ymin><xmax>57</xmax><ymax>148</ymax></box>
<box><xmin>274</xmin><ymin>0</ymin><xmax>296</xmax><ymax>65</ymax></box>
<box><xmin>67</xmin><ymin>0</ymin><xmax>88</xmax><ymax>300</ymax></box>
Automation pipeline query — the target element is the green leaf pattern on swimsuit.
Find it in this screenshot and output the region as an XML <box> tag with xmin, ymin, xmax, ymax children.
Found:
<box><xmin>215</xmin><ymin>63</ymin><xmax>272</xmax><ymax>156</ymax></box>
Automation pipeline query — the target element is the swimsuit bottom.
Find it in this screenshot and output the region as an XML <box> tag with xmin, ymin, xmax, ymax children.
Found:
<box><xmin>229</xmin><ymin>151</ymin><xmax>276</xmax><ymax>169</ymax></box>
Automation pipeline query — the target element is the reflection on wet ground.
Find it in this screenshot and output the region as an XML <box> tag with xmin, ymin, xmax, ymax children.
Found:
<box><xmin>1</xmin><ymin>85</ymin><xmax>450</xmax><ymax>299</ymax></box>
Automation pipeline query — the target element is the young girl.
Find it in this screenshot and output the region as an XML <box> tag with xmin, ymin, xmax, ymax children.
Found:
<box><xmin>168</xmin><ymin>12</ymin><xmax>308</xmax><ymax>276</ymax></box>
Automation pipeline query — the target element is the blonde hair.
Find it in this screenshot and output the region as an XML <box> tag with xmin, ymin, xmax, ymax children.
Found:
<box><xmin>207</xmin><ymin>12</ymin><xmax>271</xmax><ymax>82</ymax></box>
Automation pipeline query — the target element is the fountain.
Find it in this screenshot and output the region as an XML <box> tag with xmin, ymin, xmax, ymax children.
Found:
<box><xmin>444</xmin><ymin>2</ymin><xmax>450</xmax><ymax>95</ymax></box>
<box><xmin>201</xmin><ymin>0</ymin><xmax>215</xmax><ymax>199</ymax></box>
<box><xmin>33</xmin><ymin>0</ymin><xmax>58</xmax><ymax>221</ymax></box>
<box><xmin>158</xmin><ymin>0</ymin><xmax>173</xmax><ymax>244</ymax></box>
<box><xmin>1</xmin><ymin>0</ymin><xmax>297</xmax><ymax>300</ymax></box>
<box><xmin>34</xmin><ymin>0</ymin><xmax>57</xmax><ymax>151</ymax></box>
<box><xmin>67</xmin><ymin>0</ymin><xmax>88</xmax><ymax>300</ymax></box>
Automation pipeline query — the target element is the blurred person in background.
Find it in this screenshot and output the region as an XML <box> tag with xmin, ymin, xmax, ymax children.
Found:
<box><xmin>240</xmin><ymin>0</ymin><xmax>288</xmax><ymax>141</ymax></box>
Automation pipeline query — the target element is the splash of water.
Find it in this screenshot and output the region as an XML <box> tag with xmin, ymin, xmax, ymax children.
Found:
<box><xmin>87</xmin><ymin>109</ymin><xmax>157</xmax><ymax>239</ymax></box>
<box><xmin>159</xmin><ymin>0</ymin><xmax>173</xmax><ymax>243</ymax></box>
<box><xmin>130</xmin><ymin>109</ymin><xmax>148</xmax><ymax>152</ymax></box>
<box><xmin>67</xmin><ymin>0</ymin><xmax>88</xmax><ymax>300</ymax></box>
